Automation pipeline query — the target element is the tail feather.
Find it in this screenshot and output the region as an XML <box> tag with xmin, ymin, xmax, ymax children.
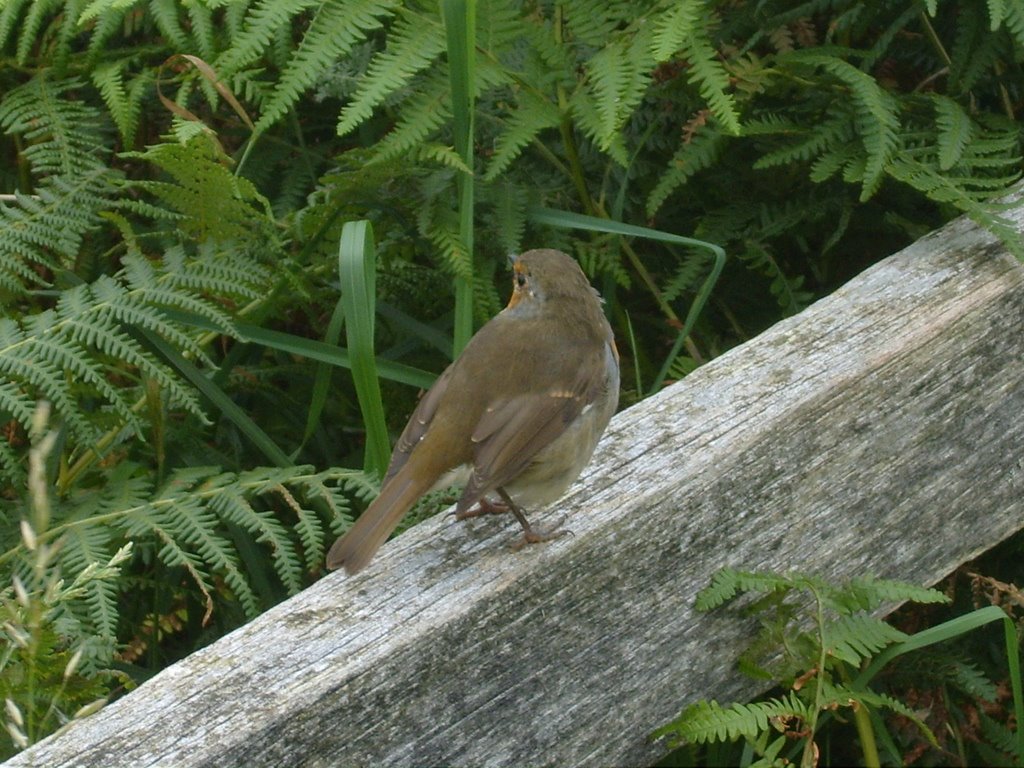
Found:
<box><xmin>326</xmin><ymin>467</ymin><xmax>431</xmax><ymax>574</ymax></box>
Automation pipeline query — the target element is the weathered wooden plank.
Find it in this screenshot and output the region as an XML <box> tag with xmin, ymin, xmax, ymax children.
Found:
<box><xmin>7</xmin><ymin>205</ymin><xmax>1024</xmax><ymax>768</ymax></box>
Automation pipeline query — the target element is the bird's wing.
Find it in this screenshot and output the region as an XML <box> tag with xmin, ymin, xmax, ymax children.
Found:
<box><xmin>460</xmin><ymin>346</ymin><xmax>610</xmax><ymax>505</ymax></box>
<box><xmin>382</xmin><ymin>364</ymin><xmax>455</xmax><ymax>483</ymax></box>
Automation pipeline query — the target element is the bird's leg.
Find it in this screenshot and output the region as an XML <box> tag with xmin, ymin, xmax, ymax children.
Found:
<box><xmin>452</xmin><ymin>496</ymin><xmax>510</xmax><ymax>520</ymax></box>
<box><xmin>496</xmin><ymin>487</ymin><xmax>572</xmax><ymax>550</ymax></box>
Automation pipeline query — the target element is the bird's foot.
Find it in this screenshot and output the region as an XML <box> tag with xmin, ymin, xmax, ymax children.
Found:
<box><xmin>451</xmin><ymin>497</ymin><xmax>509</xmax><ymax>521</ymax></box>
<box><xmin>510</xmin><ymin>516</ymin><xmax>574</xmax><ymax>551</ymax></box>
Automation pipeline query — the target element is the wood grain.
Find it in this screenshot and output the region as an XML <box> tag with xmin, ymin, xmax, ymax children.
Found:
<box><xmin>7</xmin><ymin>204</ymin><xmax>1024</xmax><ymax>768</ymax></box>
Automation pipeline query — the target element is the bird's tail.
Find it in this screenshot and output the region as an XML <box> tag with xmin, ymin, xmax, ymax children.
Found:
<box><xmin>326</xmin><ymin>466</ymin><xmax>432</xmax><ymax>574</ymax></box>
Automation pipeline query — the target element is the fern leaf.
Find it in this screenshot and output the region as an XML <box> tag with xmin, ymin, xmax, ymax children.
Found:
<box><xmin>214</xmin><ymin>0</ymin><xmax>319</xmax><ymax>78</ymax></box>
<box><xmin>655</xmin><ymin>692</ymin><xmax>807</xmax><ymax>745</ymax></box>
<box><xmin>424</xmin><ymin>216</ymin><xmax>473</xmax><ymax>281</ymax></box>
<box><xmin>785</xmin><ymin>51</ymin><xmax>899</xmax><ymax>200</ymax></box>
<box><xmin>584</xmin><ymin>35</ymin><xmax>653</xmax><ymax>152</ymax></box>
<box><xmin>682</xmin><ymin>13</ymin><xmax>739</xmax><ymax>134</ymax></box>
<box><xmin>695</xmin><ymin>568</ymin><xmax>797</xmax><ymax>611</ymax></box>
<box><xmin>651</xmin><ymin>0</ymin><xmax>701</xmax><ymax>61</ymax></box>
<box><xmin>15</xmin><ymin>0</ymin><xmax>61</xmax><ymax>65</ymax></box>
<box><xmin>887</xmin><ymin>155</ymin><xmax>1023</xmax><ymax>259</ymax></box>
<box><xmin>647</xmin><ymin>125</ymin><xmax>725</xmax><ymax>217</ymax></box>
<box><xmin>753</xmin><ymin>111</ymin><xmax>854</xmax><ymax>169</ymax></box>
<box><xmin>254</xmin><ymin>0</ymin><xmax>399</xmax><ymax>134</ymax></box>
<box><xmin>843</xmin><ymin>576</ymin><xmax>950</xmax><ymax>611</ymax></box>
<box><xmin>369</xmin><ymin>72</ymin><xmax>450</xmax><ymax>162</ymax></box>
<box><xmin>412</xmin><ymin>143</ymin><xmax>474</xmax><ymax>173</ymax></box>
<box><xmin>823</xmin><ymin>613</ymin><xmax>906</xmax><ymax>666</ymax></box>
<box><xmin>127</xmin><ymin>137</ymin><xmax>276</xmax><ymax>245</ymax></box>
<box><xmin>484</xmin><ymin>181</ymin><xmax>527</xmax><ymax>255</ymax></box>
<box><xmin>76</xmin><ymin>0</ymin><xmax>141</xmax><ymax>25</ymax></box>
<box><xmin>825</xmin><ymin>684</ymin><xmax>941</xmax><ymax>748</ymax></box>
<box><xmin>0</xmin><ymin>75</ymin><xmax>108</xmax><ymax>175</ymax></box>
<box><xmin>0</xmin><ymin>0</ymin><xmax>31</xmax><ymax>53</ymax></box>
<box><xmin>978</xmin><ymin>709</ymin><xmax>1024</xmax><ymax>757</ymax></box>
<box><xmin>569</xmin><ymin>87</ymin><xmax>627</xmax><ymax>166</ymax></box>
<box><xmin>484</xmin><ymin>90</ymin><xmax>561</xmax><ymax>181</ymax></box>
<box><xmin>336</xmin><ymin>11</ymin><xmax>445</xmax><ymax>137</ymax></box>
<box><xmin>932</xmin><ymin>95</ymin><xmax>974</xmax><ymax>170</ymax></box>
<box><xmin>60</xmin><ymin>523</ymin><xmax>120</xmax><ymax>639</ymax></box>
<box><xmin>561</xmin><ymin>0</ymin><xmax>625</xmax><ymax>46</ymax></box>
<box><xmin>1003</xmin><ymin>4</ymin><xmax>1024</xmax><ymax>48</ymax></box>
<box><xmin>91</xmin><ymin>62</ymin><xmax>140</xmax><ymax>147</ymax></box>
<box><xmin>186</xmin><ymin>1</ymin><xmax>216</xmax><ymax>61</ymax></box>
<box><xmin>662</xmin><ymin>251</ymin><xmax>711</xmax><ymax>303</ymax></box>
<box><xmin>0</xmin><ymin>331</ymin><xmax>100</xmax><ymax>443</ymax></box>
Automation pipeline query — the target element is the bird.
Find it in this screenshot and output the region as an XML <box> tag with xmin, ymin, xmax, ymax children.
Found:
<box><xmin>326</xmin><ymin>248</ymin><xmax>620</xmax><ymax>574</ymax></box>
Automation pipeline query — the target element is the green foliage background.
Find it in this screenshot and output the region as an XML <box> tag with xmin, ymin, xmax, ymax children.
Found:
<box><xmin>0</xmin><ymin>0</ymin><xmax>1022</xmax><ymax>760</ymax></box>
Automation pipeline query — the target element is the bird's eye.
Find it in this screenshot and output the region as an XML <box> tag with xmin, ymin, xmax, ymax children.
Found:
<box><xmin>516</xmin><ymin>272</ymin><xmax>527</xmax><ymax>288</ymax></box>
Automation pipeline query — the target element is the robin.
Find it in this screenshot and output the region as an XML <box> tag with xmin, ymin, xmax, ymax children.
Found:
<box><xmin>326</xmin><ymin>248</ymin><xmax>620</xmax><ymax>574</ymax></box>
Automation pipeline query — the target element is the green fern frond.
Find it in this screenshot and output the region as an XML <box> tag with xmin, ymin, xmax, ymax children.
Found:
<box><xmin>569</xmin><ymin>87</ymin><xmax>628</xmax><ymax>167</ymax></box>
<box><xmin>0</xmin><ymin>75</ymin><xmax>109</xmax><ymax>176</ymax></box>
<box><xmin>60</xmin><ymin>522</ymin><xmax>119</xmax><ymax>639</ymax></box>
<box><xmin>0</xmin><ymin>76</ymin><xmax>117</xmax><ymax>293</ymax></box>
<box><xmin>186</xmin><ymin>1</ymin><xmax>216</xmax><ymax>61</ymax></box>
<box><xmin>647</xmin><ymin>125</ymin><xmax>726</xmax><ymax>217</ymax></box>
<box><xmin>1001</xmin><ymin>3</ymin><xmax>1024</xmax><ymax>48</ymax></box>
<box><xmin>412</xmin><ymin>143</ymin><xmax>474</xmax><ymax>173</ymax></box>
<box><xmin>753</xmin><ymin>111</ymin><xmax>854</xmax><ymax>169</ymax></box>
<box><xmin>483</xmin><ymin>181</ymin><xmax>527</xmax><ymax>256</ymax></box>
<box><xmin>979</xmin><ymin>709</ymin><xmax>1024</xmax><ymax>757</ymax></box>
<box><xmin>808</xmin><ymin>140</ymin><xmax>858</xmax><ymax>183</ymax></box>
<box><xmin>14</xmin><ymin>0</ymin><xmax>61</xmax><ymax>65</ymax></box>
<box><xmin>828</xmin><ymin>684</ymin><xmax>940</xmax><ymax>747</ymax></box>
<box><xmin>922</xmin><ymin>653</ymin><xmax>1001</xmax><ymax>702</ymax></box>
<box><xmin>214</xmin><ymin>0</ymin><xmax>319</xmax><ymax>78</ymax></box>
<box><xmin>254</xmin><ymin>0</ymin><xmax>399</xmax><ymax>134</ymax></box>
<box><xmin>424</xmin><ymin>217</ymin><xmax>472</xmax><ymax>282</ymax></box>
<box><xmin>0</xmin><ymin>320</ymin><xmax>101</xmax><ymax>445</ymax></box>
<box><xmin>685</xmin><ymin>26</ymin><xmax>739</xmax><ymax>134</ymax></box>
<box><xmin>662</xmin><ymin>251</ymin><xmax>711</xmax><ymax>303</ymax></box>
<box><xmin>584</xmin><ymin>33</ymin><xmax>654</xmax><ymax>153</ymax></box>
<box><xmin>0</xmin><ymin>0</ymin><xmax>31</xmax><ymax>54</ymax></box>
<box><xmin>76</xmin><ymin>0</ymin><xmax>141</xmax><ymax>25</ymax></box>
<box><xmin>695</xmin><ymin>567</ymin><xmax>796</xmax><ymax>611</ymax></box>
<box><xmin>655</xmin><ymin>692</ymin><xmax>808</xmax><ymax>745</ymax></box>
<box><xmin>0</xmin><ymin>243</ymin><xmax>272</xmax><ymax>485</ymax></box>
<box><xmin>739</xmin><ymin>242</ymin><xmax>813</xmax><ymax>315</ymax></box>
<box><xmin>650</xmin><ymin>0</ymin><xmax>740</xmax><ymax>132</ymax></box>
<box><xmin>824</xmin><ymin>613</ymin><xmax>907</xmax><ymax>666</ymax></box>
<box><xmin>126</xmin><ymin>137</ymin><xmax>276</xmax><ymax>245</ymax></box>
<box><xmin>948</xmin><ymin>10</ymin><xmax>997</xmax><ymax>95</ymax></box>
<box><xmin>931</xmin><ymin>95</ymin><xmax>974</xmax><ymax>170</ymax></box>
<box><xmin>48</xmin><ymin>465</ymin><xmax>371</xmax><ymax>624</ymax></box>
<box><xmin>651</xmin><ymin>0</ymin><xmax>700</xmax><ymax>61</ymax></box>
<box><xmin>840</xmin><ymin>575</ymin><xmax>950</xmax><ymax>612</ymax></box>
<box><xmin>784</xmin><ymin>50</ymin><xmax>899</xmax><ymax>200</ymax></box>
<box><xmin>91</xmin><ymin>62</ymin><xmax>144</xmax><ymax>147</ymax></box>
<box><xmin>147</xmin><ymin>0</ymin><xmax>190</xmax><ymax>51</ymax></box>
<box><xmin>368</xmin><ymin>72</ymin><xmax>450</xmax><ymax>163</ymax></box>
<box><xmin>336</xmin><ymin>10</ymin><xmax>445</xmax><ymax>137</ymax></box>
<box><xmin>561</xmin><ymin>0</ymin><xmax>627</xmax><ymax>46</ymax></box>
<box><xmin>484</xmin><ymin>90</ymin><xmax>561</xmax><ymax>181</ymax></box>
<box><xmin>887</xmin><ymin>155</ymin><xmax>1023</xmax><ymax>258</ymax></box>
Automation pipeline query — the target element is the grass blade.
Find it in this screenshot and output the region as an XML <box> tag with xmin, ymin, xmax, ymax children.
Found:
<box><xmin>159</xmin><ymin>308</ymin><xmax>437</xmax><ymax>390</ymax></box>
<box><xmin>339</xmin><ymin>220</ymin><xmax>391</xmax><ymax>478</ymax></box>
<box><xmin>139</xmin><ymin>328</ymin><xmax>293</xmax><ymax>468</ymax></box>
<box><xmin>853</xmin><ymin>605</ymin><xmax>1024</xmax><ymax>757</ymax></box>
<box><xmin>441</xmin><ymin>0</ymin><xmax>476</xmax><ymax>355</ymax></box>
<box><xmin>301</xmin><ymin>298</ymin><xmax>346</xmax><ymax>453</ymax></box>
<box><xmin>527</xmin><ymin>206</ymin><xmax>725</xmax><ymax>394</ymax></box>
